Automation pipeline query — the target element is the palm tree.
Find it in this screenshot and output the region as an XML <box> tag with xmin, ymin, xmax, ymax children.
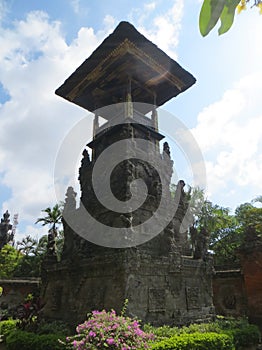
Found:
<box><xmin>16</xmin><ymin>235</ymin><xmax>38</xmax><ymax>256</ymax></box>
<box><xmin>35</xmin><ymin>204</ymin><xmax>62</xmax><ymax>231</ymax></box>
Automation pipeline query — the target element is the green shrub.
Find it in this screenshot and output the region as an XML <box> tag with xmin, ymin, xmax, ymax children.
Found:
<box><xmin>144</xmin><ymin>324</ymin><xmax>180</xmax><ymax>339</ymax></box>
<box><xmin>180</xmin><ymin>321</ymin><xmax>222</xmax><ymax>334</ymax></box>
<box><xmin>150</xmin><ymin>332</ymin><xmax>235</xmax><ymax>350</ymax></box>
<box><xmin>6</xmin><ymin>329</ymin><xmax>65</xmax><ymax>350</ymax></box>
<box><xmin>0</xmin><ymin>320</ymin><xmax>18</xmax><ymax>341</ymax></box>
<box><xmin>228</xmin><ymin>325</ymin><xmax>261</xmax><ymax>348</ymax></box>
<box><xmin>36</xmin><ymin>320</ymin><xmax>70</xmax><ymax>335</ymax></box>
<box><xmin>146</xmin><ymin>318</ymin><xmax>261</xmax><ymax>349</ymax></box>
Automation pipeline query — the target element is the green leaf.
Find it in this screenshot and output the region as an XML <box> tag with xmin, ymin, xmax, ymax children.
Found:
<box><xmin>218</xmin><ymin>0</ymin><xmax>240</xmax><ymax>35</ymax></box>
<box><xmin>199</xmin><ymin>0</ymin><xmax>227</xmax><ymax>36</ymax></box>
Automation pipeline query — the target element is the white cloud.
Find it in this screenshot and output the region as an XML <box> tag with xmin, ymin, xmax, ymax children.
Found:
<box><xmin>192</xmin><ymin>71</ymin><xmax>262</xmax><ymax>207</ymax></box>
<box><xmin>0</xmin><ymin>1</ymin><xmax>186</xmax><ymax>238</ymax></box>
<box><xmin>129</xmin><ymin>0</ymin><xmax>184</xmax><ymax>58</ymax></box>
<box><xmin>0</xmin><ymin>11</ymin><xmax>113</xmax><ymax>231</ymax></box>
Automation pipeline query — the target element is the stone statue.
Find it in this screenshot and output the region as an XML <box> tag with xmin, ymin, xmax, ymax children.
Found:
<box><xmin>47</xmin><ymin>228</ymin><xmax>57</xmax><ymax>256</ymax></box>
<box><xmin>78</xmin><ymin>149</ymin><xmax>91</xmax><ymax>186</ymax></box>
<box><xmin>163</xmin><ymin>142</ymin><xmax>171</xmax><ymax>158</ymax></box>
<box><xmin>0</xmin><ymin>210</ymin><xmax>13</xmax><ymax>250</ymax></box>
<box><xmin>64</xmin><ymin>186</ymin><xmax>77</xmax><ymax>213</ymax></box>
<box><xmin>193</xmin><ymin>227</ymin><xmax>209</xmax><ymax>260</ymax></box>
<box><xmin>190</xmin><ymin>225</ymin><xmax>198</xmax><ymax>253</ymax></box>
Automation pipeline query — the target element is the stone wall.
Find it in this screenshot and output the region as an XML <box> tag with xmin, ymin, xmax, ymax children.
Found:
<box><xmin>0</xmin><ymin>278</ymin><xmax>40</xmax><ymax>317</ymax></box>
<box><xmin>212</xmin><ymin>269</ymin><xmax>247</xmax><ymax>318</ymax></box>
<box><xmin>41</xmin><ymin>251</ymin><xmax>214</xmax><ymax>327</ymax></box>
<box><xmin>239</xmin><ymin>240</ymin><xmax>262</xmax><ymax>328</ymax></box>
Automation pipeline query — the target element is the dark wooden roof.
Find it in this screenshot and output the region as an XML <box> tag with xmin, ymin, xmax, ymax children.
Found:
<box><xmin>56</xmin><ymin>21</ymin><xmax>196</xmax><ymax>118</ymax></box>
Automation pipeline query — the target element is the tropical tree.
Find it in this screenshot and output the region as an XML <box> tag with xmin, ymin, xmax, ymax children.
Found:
<box><xmin>0</xmin><ymin>244</ymin><xmax>23</xmax><ymax>279</ymax></box>
<box><xmin>16</xmin><ymin>235</ymin><xmax>38</xmax><ymax>256</ymax></box>
<box><xmin>35</xmin><ymin>204</ymin><xmax>62</xmax><ymax>231</ymax></box>
<box><xmin>191</xmin><ymin>199</ymin><xmax>240</xmax><ymax>265</ymax></box>
<box><xmin>199</xmin><ymin>0</ymin><xmax>262</xmax><ymax>36</ymax></box>
<box><xmin>35</xmin><ymin>204</ymin><xmax>64</xmax><ymax>260</ymax></box>
<box><xmin>235</xmin><ymin>201</ymin><xmax>262</xmax><ymax>237</ymax></box>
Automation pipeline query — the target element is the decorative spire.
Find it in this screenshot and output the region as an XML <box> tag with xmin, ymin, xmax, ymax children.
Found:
<box><xmin>64</xmin><ymin>186</ymin><xmax>77</xmax><ymax>213</ymax></box>
<box><xmin>163</xmin><ymin>142</ymin><xmax>171</xmax><ymax>158</ymax></box>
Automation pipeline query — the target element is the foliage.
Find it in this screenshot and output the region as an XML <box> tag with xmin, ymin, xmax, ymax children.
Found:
<box><xmin>199</xmin><ymin>0</ymin><xmax>262</xmax><ymax>37</ymax></box>
<box><xmin>35</xmin><ymin>204</ymin><xmax>63</xmax><ymax>230</ymax></box>
<box><xmin>0</xmin><ymin>320</ymin><xmax>17</xmax><ymax>341</ymax></box>
<box><xmin>13</xmin><ymin>254</ymin><xmax>42</xmax><ymax>277</ymax></box>
<box><xmin>235</xmin><ymin>202</ymin><xmax>262</xmax><ymax>236</ymax></box>
<box><xmin>35</xmin><ymin>204</ymin><xmax>64</xmax><ymax>260</ymax></box>
<box><xmin>36</xmin><ymin>320</ymin><xmax>70</xmax><ymax>336</ymax></box>
<box><xmin>16</xmin><ymin>236</ymin><xmax>38</xmax><ymax>256</ymax></box>
<box><xmin>13</xmin><ymin>235</ymin><xmax>48</xmax><ymax>277</ymax></box>
<box><xmin>229</xmin><ymin>325</ymin><xmax>261</xmax><ymax>347</ymax></box>
<box><xmin>0</xmin><ymin>244</ymin><xmax>23</xmax><ymax>279</ymax></box>
<box><xmin>63</xmin><ymin>309</ymin><xmax>154</xmax><ymax>349</ymax></box>
<box><xmin>188</xmin><ymin>193</ymin><xmax>262</xmax><ymax>266</ymax></box>
<box><xmin>150</xmin><ymin>332</ymin><xmax>234</xmax><ymax>350</ymax></box>
<box><xmin>145</xmin><ymin>317</ymin><xmax>261</xmax><ymax>348</ymax></box>
<box><xmin>5</xmin><ymin>329</ymin><xmax>65</xmax><ymax>350</ymax></box>
<box><xmin>144</xmin><ymin>324</ymin><xmax>180</xmax><ymax>340</ymax></box>
<box><xmin>15</xmin><ymin>293</ymin><xmax>43</xmax><ymax>333</ymax></box>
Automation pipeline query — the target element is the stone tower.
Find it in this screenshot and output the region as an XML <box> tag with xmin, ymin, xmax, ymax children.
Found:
<box><xmin>41</xmin><ymin>22</ymin><xmax>214</xmax><ymax>326</ymax></box>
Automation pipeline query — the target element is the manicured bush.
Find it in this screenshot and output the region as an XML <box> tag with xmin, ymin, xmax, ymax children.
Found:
<box><xmin>36</xmin><ymin>320</ymin><xmax>70</xmax><ymax>335</ymax></box>
<box><xmin>228</xmin><ymin>325</ymin><xmax>261</xmax><ymax>348</ymax></box>
<box><xmin>0</xmin><ymin>320</ymin><xmax>17</xmax><ymax>341</ymax></box>
<box><xmin>63</xmin><ymin>309</ymin><xmax>154</xmax><ymax>349</ymax></box>
<box><xmin>6</xmin><ymin>329</ymin><xmax>65</xmax><ymax>350</ymax></box>
<box><xmin>150</xmin><ymin>332</ymin><xmax>235</xmax><ymax>350</ymax></box>
<box><xmin>144</xmin><ymin>324</ymin><xmax>180</xmax><ymax>339</ymax></box>
<box><xmin>145</xmin><ymin>318</ymin><xmax>261</xmax><ymax>349</ymax></box>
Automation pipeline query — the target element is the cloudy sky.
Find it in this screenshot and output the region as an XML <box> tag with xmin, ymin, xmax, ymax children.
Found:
<box><xmin>0</xmin><ymin>0</ymin><xmax>261</xmax><ymax>240</ymax></box>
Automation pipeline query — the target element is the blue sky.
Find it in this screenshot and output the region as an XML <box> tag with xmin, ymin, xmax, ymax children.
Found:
<box><xmin>0</xmin><ymin>0</ymin><xmax>262</xmax><ymax>240</ymax></box>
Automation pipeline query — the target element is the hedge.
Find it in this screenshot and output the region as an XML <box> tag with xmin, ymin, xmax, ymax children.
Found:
<box><xmin>6</xmin><ymin>329</ymin><xmax>65</xmax><ymax>350</ymax></box>
<box><xmin>0</xmin><ymin>320</ymin><xmax>18</xmax><ymax>341</ymax></box>
<box><xmin>150</xmin><ymin>332</ymin><xmax>235</xmax><ymax>350</ymax></box>
<box><xmin>145</xmin><ymin>318</ymin><xmax>261</xmax><ymax>349</ymax></box>
<box><xmin>229</xmin><ymin>325</ymin><xmax>261</xmax><ymax>348</ymax></box>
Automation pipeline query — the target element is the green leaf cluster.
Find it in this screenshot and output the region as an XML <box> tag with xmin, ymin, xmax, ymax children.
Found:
<box><xmin>145</xmin><ymin>317</ymin><xmax>261</xmax><ymax>349</ymax></box>
<box><xmin>0</xmin><ymin>320</ymin><xmax>18</xmax><ymax>341</ymax></box>
<box><xmin>0</xmin><ymin>245</ymin><xmax>23</xmax><ymax>279</ymax></box>
<box><xmin>5</xmin><ymin>329</ymin><xmax>65</xmax><ymax>350</ymax></box>
<box><xmin>150</xmin><ymin>332</ymin><xmax>234</xmax><ymax>350</ymax></box>
<box><xmin>199</xmin><ymin>0</ymin><xmax>241</xmax><ymax>36</ymax></box>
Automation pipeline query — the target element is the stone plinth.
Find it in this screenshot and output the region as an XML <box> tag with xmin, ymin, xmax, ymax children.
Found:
<box><xmin>41</xmin><ymin>251</ymin><xmax>214</xmax><ymax>327</ymax></box>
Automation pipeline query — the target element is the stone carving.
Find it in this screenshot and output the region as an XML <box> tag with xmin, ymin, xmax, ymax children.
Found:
<box><xmin>78</xmin><ymin>149</ymin><xmax>91</xmax><ymax>190</ymax></box>
<box><xmin>186</xmin><ymin>286</ymin><xmax>200</xmax><ymax>310</ymax></box>
<box><xmin>190</xmin><ymin>226</ymin><xmax>198</xmax><ymax>253</ymax></box>
<box><xmin>47</xmin><ymin>228</ymin><xmax>57</xmax><ymax>256</ymax></box>
<box><xmin>223</xmin><ymin>294</ymin><xmax>236</xmax><ymax>310</ymax></box>
<box><xmin>193</xmin><ymin>227</ymin><xmax>210</xmax><ymax>260</ymax></box>
<box><xmin>148</xmin><ymin>288</ymin><xmax>166</xmax><ymax>312</ymax></box>
<box><xmin>163</xmin><ymin>142</ymin><xmax>171</xmax><ymax>158</ymax></box>
<box><xmin>0</xmin><ymin>210</ymin><xmax>13</xmax><ymax>250</ymax></box>
<box><xmin>51</xmin><ymin>286</ymin><xmax>63</xmax><ymax>311</ymax></box>
<box><xmin>64</xmin><ymin>186</ymin><xmax>77</xmax><ymax>213</ymax></box>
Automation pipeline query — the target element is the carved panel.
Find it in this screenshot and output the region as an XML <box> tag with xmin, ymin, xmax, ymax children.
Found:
<box><xmin>148</xmin><ymin>288</ymin><xmax>166</xmax><ymax>312</ymax></box>
<box><xmin>185</xmin><ymin>286</ymin><xmax>200</xmax><ymax>310</ymax></box>
<box><xmin>51</xmin><ymin>286</ymin><xmax>63</xmax><ymax>311</ymax></box>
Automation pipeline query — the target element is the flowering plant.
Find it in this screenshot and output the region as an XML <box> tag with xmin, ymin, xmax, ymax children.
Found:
<box><xmin>62</xmin><ymin>308</ymin><xmax>154</xmax><ymax>349</ymax></box>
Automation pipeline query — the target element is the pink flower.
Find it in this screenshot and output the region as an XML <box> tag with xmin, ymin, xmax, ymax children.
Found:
<box><xmin>106</xmin><ymin>338</ymin><xmax>115</xmax><ymax>345</ymax></box>
<box><xmin>89</xmin><ymin>330</ymin><xmax>96</xmax><ymax>337</ymax></box>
